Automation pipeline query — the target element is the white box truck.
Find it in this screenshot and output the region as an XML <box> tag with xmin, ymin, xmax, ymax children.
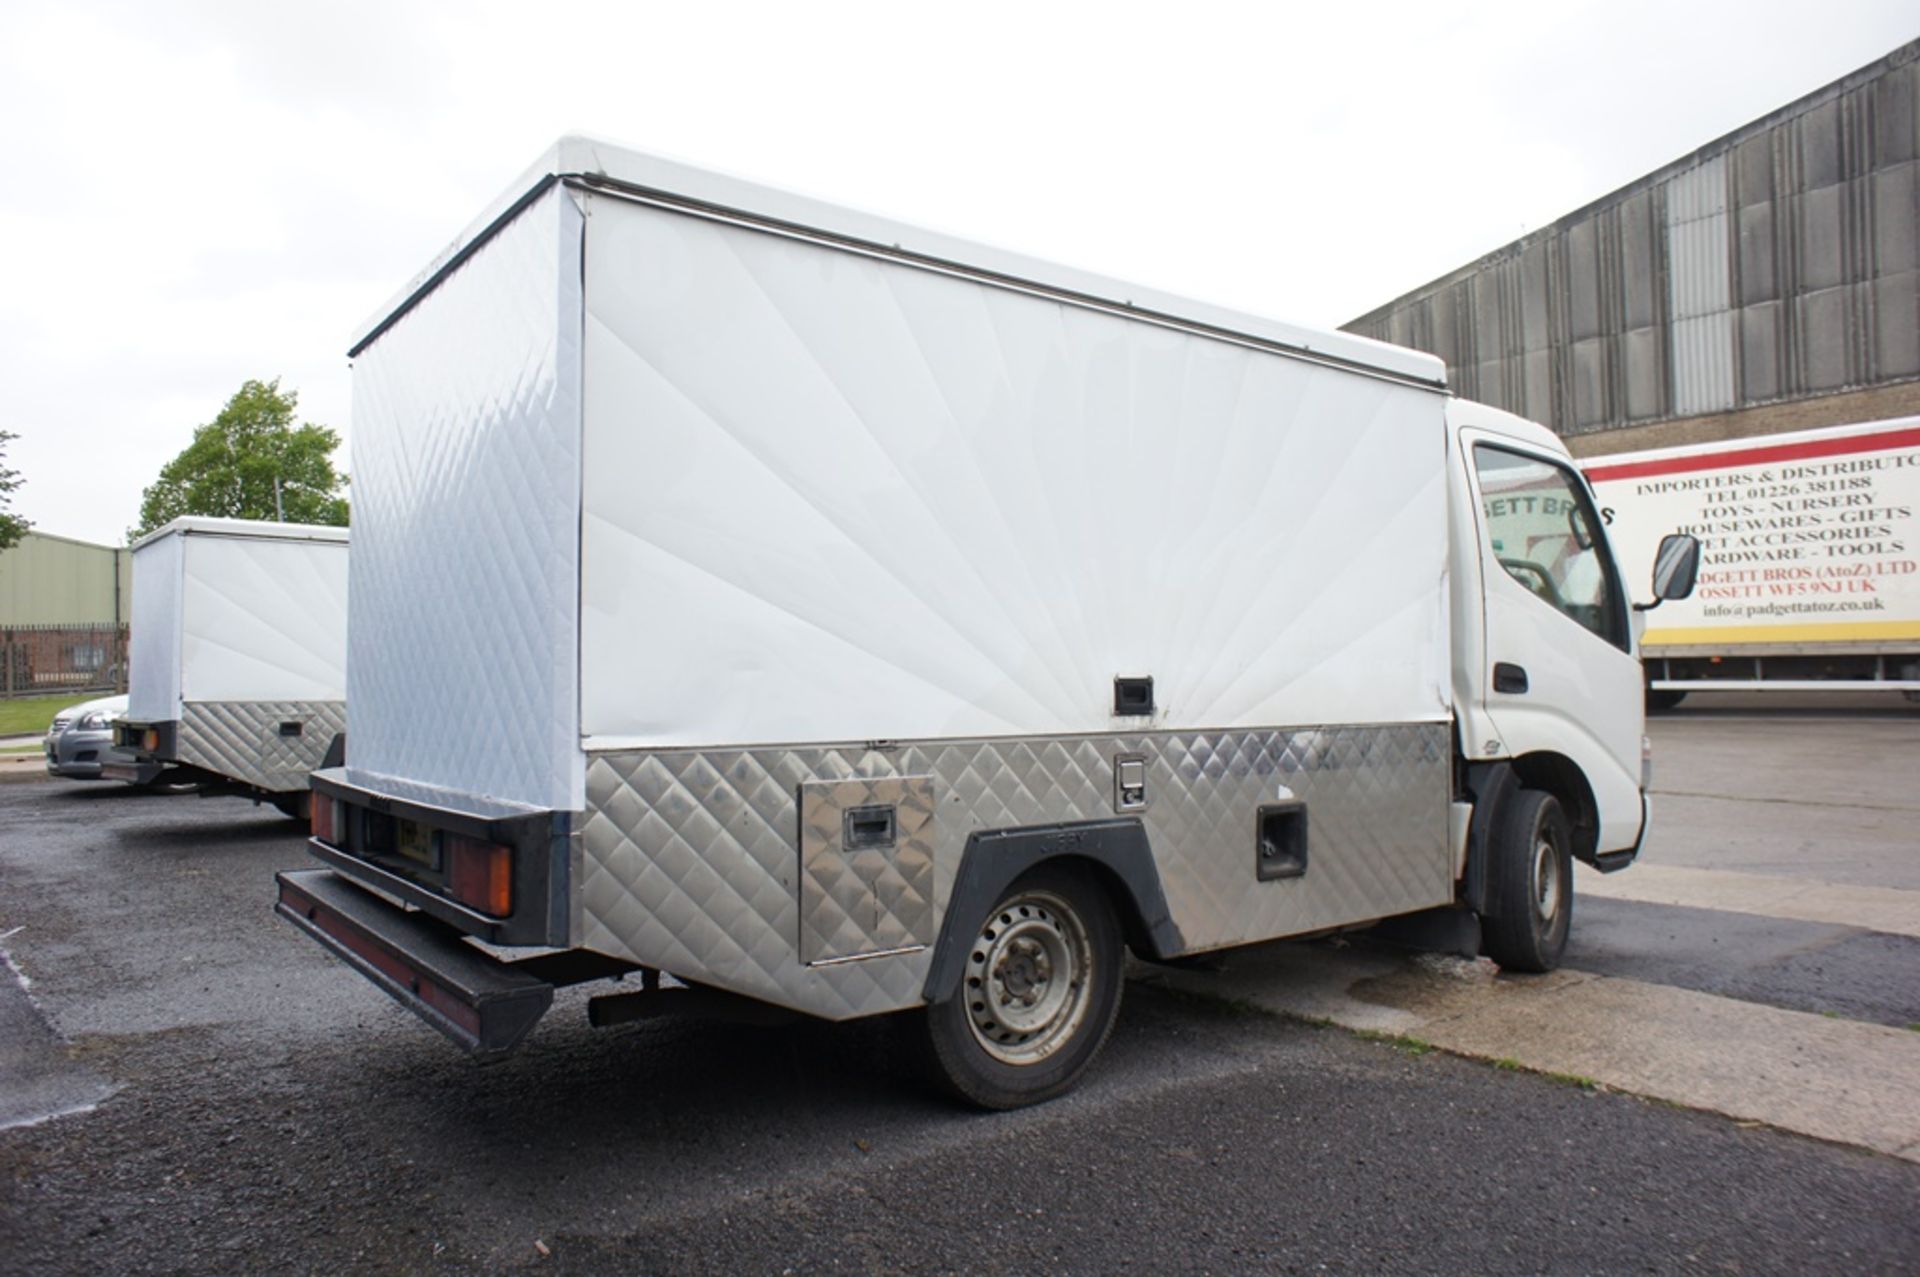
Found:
<box><xmin>1584</xmin><ymin>418</ymin><xmax>1920</xmax><ymax>705</ymax></box>
<box><xmin>277</xmin><ymin>137</ymin><xmax>1696</xmax><ymax>1107</ymax></box>
<box><xmin>112</xmin><ymin>517</ymin><xmax>349</xmax><ymax>816</ymax></box>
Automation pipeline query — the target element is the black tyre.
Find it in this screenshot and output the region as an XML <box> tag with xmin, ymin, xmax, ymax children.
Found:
<box><xmin>1646</xmin><ymin>688</ymin><xmax>1688</xmax><ymax>711</ymax></box>
<box><xmin>1480</xmin><ymin>789</ymin><xmax>1573</xmax><ymax>973</ymax></box>
<box><xmin>915</xmin><ymin>864</ymin><xmax>1124</xmax><ymax>1110</ymax></box>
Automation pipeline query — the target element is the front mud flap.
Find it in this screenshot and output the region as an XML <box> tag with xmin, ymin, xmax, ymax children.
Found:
<box><xmin>275</xmin><ymin>869</ymin><xmax>553</xmax><ymax>1062</ymax></box>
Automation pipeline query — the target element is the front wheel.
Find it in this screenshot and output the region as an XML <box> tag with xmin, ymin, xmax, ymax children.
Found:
<box><xmin>1480</xmin><ymin>789</ymin><xmax>1573</xmax><ymax>973</ymax></box>
<box><xmin>915</xmin><ymin>865</ymin><xmax>1124</xmax><ymax>1110</ymax></box>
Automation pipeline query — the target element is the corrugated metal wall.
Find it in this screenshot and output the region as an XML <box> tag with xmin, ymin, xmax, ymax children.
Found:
<box><xmin>0</xmin><ymin>532</ymin><xmax>129</xmax><ymax>627</ymax></box>
<box><xmin>1346</xmin><ymin>39</ymin><xmax>1920</xmax><ymax>438</ymax></box>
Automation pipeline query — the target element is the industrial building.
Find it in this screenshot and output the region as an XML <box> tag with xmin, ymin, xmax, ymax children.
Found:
<box><xmin>1345</xmin><ymin>39</ymin><xmax>1919</xmax><ymax>458</ymax></box>
<box><xmin>0</xmin><ymin>530</ymin><xmax>130</xmax><ymax>697</ymax></box>
<box><xmin>0</xmin><ymin>531</ymin><xmax>130</xmax><ymax>627</ymax></box>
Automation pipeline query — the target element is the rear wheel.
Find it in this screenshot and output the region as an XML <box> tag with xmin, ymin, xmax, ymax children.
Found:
<box><xmin>1646</xmin><ymin>688</ymin><xmax>1688</xmax><ymax>711</ymax></box>
<box><xmin>1480</xmin><ymin>789</ymin><xmax>1573</xmax><ymax>973</ymax></box>
<box><xmin>916</xmin><ymin>865</ymin><xmax>1123</xmax><ymax>1110</ymax></box>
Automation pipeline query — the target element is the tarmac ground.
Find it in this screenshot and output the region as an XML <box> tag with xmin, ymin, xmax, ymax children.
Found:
<box><xmin>1</xmin><ymin>691</ymin><xmax>1915</xmax><ymax>1273</ymax></box>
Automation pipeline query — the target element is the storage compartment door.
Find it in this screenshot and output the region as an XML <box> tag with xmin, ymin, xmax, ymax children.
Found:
<box><xmin>798</xmin><ymin>776</ymin><xmax>936</xmax><ymax>964</ymax></box>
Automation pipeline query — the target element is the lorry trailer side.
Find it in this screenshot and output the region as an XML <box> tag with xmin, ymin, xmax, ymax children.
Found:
<box><xmin>1584</xmin><ymin>418</ymin><xmax>1920</xmax><ymax>703</ymax></box>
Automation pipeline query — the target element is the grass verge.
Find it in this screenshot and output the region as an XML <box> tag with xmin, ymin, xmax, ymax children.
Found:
<box><xmin>0</xmin><ymin>692</ymin><xmax>104</xmax><ymax>736</ymax></box>
<box><xmin>1354</xmin><ymin>1028</ymin><xmax>1435</xmax><ymax>1056</ymax></box>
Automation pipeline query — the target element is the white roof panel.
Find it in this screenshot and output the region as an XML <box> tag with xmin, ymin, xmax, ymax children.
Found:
<box><xmin>131</xmin><ymin>516</ymin><xmax>350</xmax><ymax>553</ymax></box>
<box><xmin>352</xmin><ymin>134</ymin><xmax>1447</xmax><ymax>389</ymax></box>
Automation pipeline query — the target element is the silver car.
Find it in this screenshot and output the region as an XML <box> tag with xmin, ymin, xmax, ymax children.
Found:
<box><xmin>45</xmin><ymin>694</ymin><xmax>166</xmax><ymax>785</ymax></box>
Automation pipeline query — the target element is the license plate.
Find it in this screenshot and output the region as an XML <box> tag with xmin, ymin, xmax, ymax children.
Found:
<box><xmin>396</xmin><ymin>819</ymin><xmax>440</xmax><ymax>871</ymax></box>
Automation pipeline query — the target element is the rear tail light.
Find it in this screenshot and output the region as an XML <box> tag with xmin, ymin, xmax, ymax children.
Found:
<box><xmin>143</xmin><ymin>728</ymin><xmax>159</xmax><ymax>752</ymax></box>
<box><xmin>446</xmin><ymin>836</ymin><xmax>513</xmax><ymax>917</ymax></box>
<box><xmin>311</xmin><ymin>794</ymin><xmax>339</xmax><ymax>844</ymax></box>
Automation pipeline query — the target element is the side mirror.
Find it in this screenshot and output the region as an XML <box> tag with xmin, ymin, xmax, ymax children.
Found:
<box><xmin>1650</xmin><ymin>533</ymin><xmax>1701</xmax><ymax>602</ymax></box>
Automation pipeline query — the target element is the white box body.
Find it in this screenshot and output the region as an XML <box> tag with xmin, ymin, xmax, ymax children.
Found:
<box><xmin>126</xmin><ymin>517</ymin><xmax>349</xmax><ymax>790</ymax></box>
<box><xmin>348</xmin><ymin>142</ymin><xmax>1453</xmax><ymax>813</ymax></box>
<box><xmin>342</xmin><ymin>139</ymin><xmax>1463</xmax><ymax>1015</ymax></box>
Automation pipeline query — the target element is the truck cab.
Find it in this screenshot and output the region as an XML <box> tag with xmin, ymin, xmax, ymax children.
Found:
<box><xmin>1444</xmin><ymin>399</ymin><xmax>1695</xmax><ymax>969</ymax></box>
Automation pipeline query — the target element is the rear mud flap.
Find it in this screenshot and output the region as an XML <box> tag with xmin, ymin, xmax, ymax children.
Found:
<box><xmin>275</xmin><ymin>869</ymin><xmax>553</xmax><ymax>1062</ymax></box>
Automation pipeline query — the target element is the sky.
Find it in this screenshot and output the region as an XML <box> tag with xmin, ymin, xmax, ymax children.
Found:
<box><xmin>2</xmin><ymin>0</ymin><xmax>1914</xmax><ymax>547</ymax></box>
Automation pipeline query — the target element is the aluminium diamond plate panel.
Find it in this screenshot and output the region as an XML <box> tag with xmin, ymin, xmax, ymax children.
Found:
<box><xmin>178</xmin><ymin>700</ymin><xmax>347</xmax><ymax>793</ymax></box>
<box><xmin>579</xmin><ymin>723</ymin><xmax>1449</xmax><ymax>1020</ymax></box>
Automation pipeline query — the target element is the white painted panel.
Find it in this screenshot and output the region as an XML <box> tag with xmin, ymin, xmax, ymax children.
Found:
<box><xmin>126</xmin><ymin>530</ymin><xmax>183</xmax><ymax>722</ymax></box>
<box><xmin>1666</xmin><ymin>159</ymin><xmax>1736</xmax><ymax>415</ymax></box>
<box><xmin>580</xmin><ymin>197</ymin><xmax>1449</xmax><ymax>748</ymax></box>
<box><xmin>346</xmin><ymin>185</ymin><xmax>585</xmax><ymax>809</ymax></box>
<box><xmin>179</xmin><ymin>534</ymin><xmax>348</xmax><ymax>702</ymax></box>
<box><xmin>1670</xmin><ymin>313</ymin><xmax>1737</xmax><ymax>417</ymax></box>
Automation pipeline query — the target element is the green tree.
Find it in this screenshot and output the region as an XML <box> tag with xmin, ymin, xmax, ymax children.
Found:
<box><xmin>134</xmin><ymin>378</ymin><xmax>348</xmax><ymax>538</ymax></box>
<box><xmin>0</xmin><ymin>430</ymin><xmax>28</xmax><ymax>549</ymax></box>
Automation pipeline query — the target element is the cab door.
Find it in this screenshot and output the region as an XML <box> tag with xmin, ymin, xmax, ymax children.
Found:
<box><xmin>1462</xmin><ymin>430</ymin><xmax>1646</xmax><ymax>854</ymax></box>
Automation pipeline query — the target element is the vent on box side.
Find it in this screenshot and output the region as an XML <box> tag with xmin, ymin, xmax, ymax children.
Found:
<box><xmin>1113</xmin><ymin>676</ymin><xmax>1154</xmax><ymax>716</ymax></box>
<box><xmin>1256</xmin><ymin>801</ymin><xmax>1309</xmax><ymax>881</ymax></box>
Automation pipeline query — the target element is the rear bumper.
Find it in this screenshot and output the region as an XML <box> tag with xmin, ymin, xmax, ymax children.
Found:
<box><xmin>275</xmin><ymin>868</ymin><xmax>554</xmax><ymax>1061</ymax></box>
<box><xmin>307</xmin><ymin>768</ymin><xmax>571</xmax><ymax>947</ymax></box>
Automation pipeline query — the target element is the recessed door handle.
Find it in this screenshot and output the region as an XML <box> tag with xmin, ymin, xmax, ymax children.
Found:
<box><xmin>1493</xmin><ymin>662</ymin><xmax>1529</xmax><ymax>694</ymax></box>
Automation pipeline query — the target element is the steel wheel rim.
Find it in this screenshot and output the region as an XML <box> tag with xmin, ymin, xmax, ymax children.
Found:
<box><xmin>1533</xmin><ymin>835</ymin><xmax>1562</xmax><ymax>924</ymax></box>
<box><xmin>963</xmin><ymin>889</ymin><xmax>1093</xmax><ymax>1065</ymax></box>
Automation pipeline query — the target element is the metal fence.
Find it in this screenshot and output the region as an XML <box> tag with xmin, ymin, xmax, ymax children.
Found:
<box><xmin>1</xmin><ymin>624</ymin><xmax>128</xmax><ymax>699</ymax></box>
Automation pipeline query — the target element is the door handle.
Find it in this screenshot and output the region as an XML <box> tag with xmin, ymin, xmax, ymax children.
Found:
<box><xmin>1493</xmin><ymin>662</ymin><xmax>1529</xmax><ymax>694</ymax></box>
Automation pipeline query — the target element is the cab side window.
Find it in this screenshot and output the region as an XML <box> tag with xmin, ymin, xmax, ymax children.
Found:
<box><xmin>1473</xmin><ymin>445</ymin><xmax>1627</xmax><ymax>651</ymax></box>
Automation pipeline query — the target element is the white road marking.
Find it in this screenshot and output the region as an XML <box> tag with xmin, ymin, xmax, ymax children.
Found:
<box><xmin>0</xmin><ymin>946</ymin><xmax>117</xmax><ymax>1132</ymax></box>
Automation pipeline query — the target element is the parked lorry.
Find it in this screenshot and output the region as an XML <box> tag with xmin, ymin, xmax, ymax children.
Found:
<box><xmin>111</xmin><ymin>517</ymin><xmax>348</xmax><ymax>817</ymax></box>
<box><xmin>277</xmin><ymin>136</ymin><xmax>1697</xmax><ymax>1108</ymax></box>
<box><xmin>1583</xmin><ymin>418</ymin><xmax>1920</xmax><ymax>705</ymax></box>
